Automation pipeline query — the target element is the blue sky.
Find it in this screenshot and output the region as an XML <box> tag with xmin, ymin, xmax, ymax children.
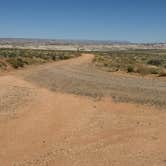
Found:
<box><xmin>0</xmin><ymin>0</ymin><xmax>165</xmax><ymax>42</ymax></box>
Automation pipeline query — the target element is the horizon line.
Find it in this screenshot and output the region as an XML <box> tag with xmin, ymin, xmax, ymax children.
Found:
<box><xmin>0</xmin><ymin>37</ymin><xmax>166</xmax><ymax>44</ymax></box>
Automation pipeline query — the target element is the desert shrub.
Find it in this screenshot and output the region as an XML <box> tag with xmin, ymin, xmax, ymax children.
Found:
<box><xmin>52</xmin><ymin>55</ymin><xmax>57</xmax><ymax>61</ymax></box>
<box><xmin>104</xmin><ymin>62</ymin><xmax>108</xmax><ymax>67</ymax></box>
<box><xmin>94</xmin><ymin>50</ymin><xmax>166</xmax><ymax>77</ymax></box>
<box><xmin>95</xmin><ymin>56</ymin><xmax>105</xmax><ymax>62</ymax></box>
<box><xmin>57</xmin><ymin>54</ymin><xmax>70</xmax><ymax>60</ymax></box>
<box><xmin>59</xmin><ymin>55</ymin><xmax>64</xmax><ymax>60</ymax></box>
<box><xmin>63</xmin><ymin>54</ymin><xmax>71</xmax><ymax>60</ymax></box>
<box><xmin>0</xmin><ymin>48</ymin><xmax>79</xmax><ymax>70</ymax></box>
<box><xmin>7</xmin><ymin>58</ymin><xmax>24</xmax><ymax>68</ymax></box>
<box><xmin>150</xmin><ymin>68</ymin><xmax>159</xmax><ymax>74</ymax></box>
<box><xmin>127</xmin><ymin>66</ymin><xmax>134</xmax><ymax>73</ymax></box>
<box><xmin>147</xmin><ymin>59</ymin><xmax>162</xmax><ymax>66</ymax></box>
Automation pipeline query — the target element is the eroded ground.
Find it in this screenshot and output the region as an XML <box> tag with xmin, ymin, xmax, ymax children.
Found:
<box><xmin>0</xmin><ymin>54</ymin><xmax>166</xmax><ymax>166</ymax></box>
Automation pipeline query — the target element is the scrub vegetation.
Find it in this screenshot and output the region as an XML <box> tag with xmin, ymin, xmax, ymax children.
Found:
<box><xmin>0</xmin><ymin>48</ymin><xmax>80</xmax><ymax>70</ymax></box>
<box><xmin>94</xmin><ymin>49</ymin><xmax>166</xmax><ymax>77</ymax></box>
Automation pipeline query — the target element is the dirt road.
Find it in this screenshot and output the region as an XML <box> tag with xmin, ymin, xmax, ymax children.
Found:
<box><xmin>0</xmin><ymin>54</ymin><xmax>166</xmax><ymax>166</ymax></box>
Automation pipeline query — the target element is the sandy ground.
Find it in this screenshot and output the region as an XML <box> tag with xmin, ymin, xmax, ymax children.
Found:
<box><xmin>0</xmin><ymin>54</ymin><xmax>166</xmax><ymax>166</ymax></box>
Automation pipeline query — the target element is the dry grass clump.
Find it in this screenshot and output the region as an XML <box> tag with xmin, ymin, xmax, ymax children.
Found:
<box><xmin>0</xmin><ymin>60</ymin><xmax>7</xmax><ymax>70</ymax></box>
<box><xmin>159</xmin><ymin>70</ymin><xmax>166</xmax><ymax>77</ymax></box>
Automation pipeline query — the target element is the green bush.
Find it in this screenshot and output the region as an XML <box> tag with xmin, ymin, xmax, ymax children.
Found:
<box><xmin>127</xmin><ymin>66</ymin><xmax>134</xmax><ymax>72</ymax></box>
<box><xmin>52</xmin><ymin>55</ymin><xmax>57</xmax><ymax>61</ymax></box>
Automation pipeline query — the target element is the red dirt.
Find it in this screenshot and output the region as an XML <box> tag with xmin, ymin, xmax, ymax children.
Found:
<box><xmin>0</xmin><ymin>54</ymin><xmax>166</xmax><ymax>166</ymax></box>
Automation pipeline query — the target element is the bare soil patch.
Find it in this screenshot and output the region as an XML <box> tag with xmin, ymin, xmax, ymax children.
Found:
<box><xmin>17</xmin><ymin>54</ymin><xmax>166</xmax><ymax>108</ymax></box>
<box><xmin>0</xmin><ymin>54</ymin><xmax>166</xmax><ymax>166</ymax></box>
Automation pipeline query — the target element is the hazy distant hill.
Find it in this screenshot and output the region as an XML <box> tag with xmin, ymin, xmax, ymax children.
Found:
<box><xmin>0</xmin><ymin>38</ymin><xmax>166</xmax><ymax>51</ymax></box>
<box><xmin>0</xmin><ymin>38</ymin><xmax>131</xmax><ymax>45</ymax></box>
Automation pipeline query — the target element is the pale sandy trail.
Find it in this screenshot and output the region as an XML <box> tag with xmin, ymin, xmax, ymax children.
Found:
<box><xmin>0</xmin><ymin>54</ymin><xmax>166</xmax><ymax>166</ymax></box>
<box><xmin>17</xmin><ymin>54</ymin><xmax>166</xmax><ymax>108</ymax></box>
